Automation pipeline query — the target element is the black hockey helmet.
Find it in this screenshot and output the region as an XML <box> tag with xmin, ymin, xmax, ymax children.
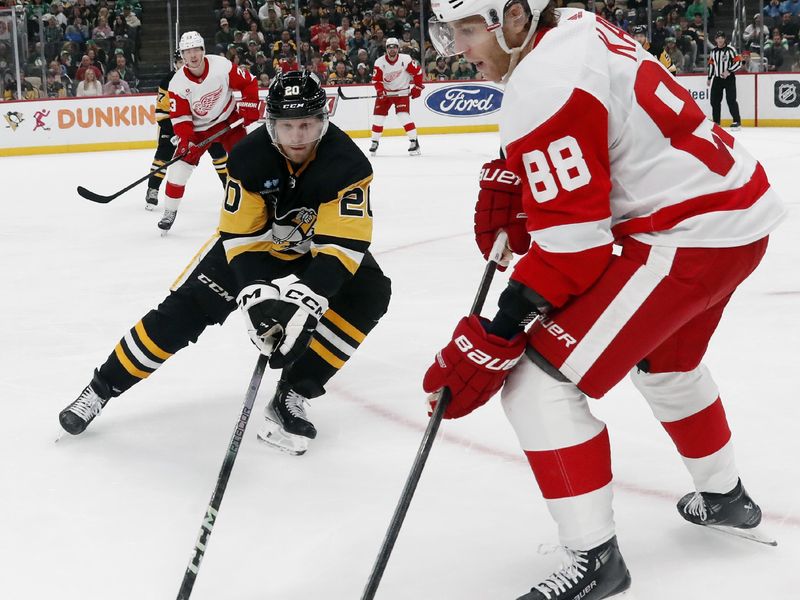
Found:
<box><xmin>173</xmin><ymin>49</ymin><xmax>183</xmax><ymax>69</ymax></box>
<box><xmin>714</xmin><ymin>30</ymin><xmax>727</xmax><ymax>39</ymax></box>
<box><xmin>266</xmin><ymin>70</ymin><xmax>329</xmax><ymax>156</ymax></box>
<box><xmin>267</xmin><ymin>70</ymin><xmax>328</xmax><ymax>120</ymax></box>
<box><xmin>632</xmin><ymin>25</ymin><xmax>647</xmax><ymax>36</ymax></box>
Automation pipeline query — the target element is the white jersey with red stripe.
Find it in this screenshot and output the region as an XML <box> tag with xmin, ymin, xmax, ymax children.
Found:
<box><xmin>168</xmin><ymin>54</ymin><xmax>254</xmax><ymax>133</ymax></box>
<box><xmin>501</xmin><ymin>9</ymin><xmax>785</xmax><ymax>308</ymax></box>
<box><xmin>372</xmin><ymin>52</ymin><xmax>422</xmax><ymax>96</ymax></box>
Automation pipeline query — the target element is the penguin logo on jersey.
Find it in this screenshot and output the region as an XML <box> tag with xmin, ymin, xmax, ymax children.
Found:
<box><xmin>192</xmin><ymin>85</ymin><xmax>224</xmax><ymax>116</ymax></box>
<box><xmin>271</xmin><ymin>207</ymin><xmax>317</xmax><ymax>245</ymax></box>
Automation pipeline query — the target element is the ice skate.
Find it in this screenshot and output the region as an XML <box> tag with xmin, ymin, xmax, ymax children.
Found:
<box><xmin>516</xmin><ymin>536</ymin><xmax>632</xmax><ymax>600</ymax></box>
<box><xmin>677</xmin><ymin>479</ymin><xmax>776</xmax><ymax>545</ymax></box>
<box><xmin>369</xmin><ymin>140</ymin><xmax>379</xmax><ymax>156</ymax></box>
<box><xmin>729</xmin><ymin>122</ymin><xmax>741</xmax><ymax>130</ymax></box>
<box><xmin>408</xmin><ymin>138</ymin><xmax>421</xmax><ymax>156</ymax></box>
<box><xmin>59</xmin><ymin>371</ymin><xmax>111</xmax><ymax>435</ymax></box>
<box><xmin>257</xmin><ymin>381</ymin><xmax>316</xmax><ymax>455</ymax></box>
<box><xmin>145</xmin><ymin>187</ymin><xmax>159</xmax><ymax>211</ymax></box>
<box><xmin>158</xmin><ymin>209</ymin><xmax>177</xmax><ymax>235</ymax></box>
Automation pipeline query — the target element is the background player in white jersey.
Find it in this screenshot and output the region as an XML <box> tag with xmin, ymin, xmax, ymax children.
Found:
<box><xmin>369</xmin><ymin>37</ymin><xmax>424</xmax><ymax>156</ymax></box>
<box><xmin>426</xmin><ymin>2</ymin><xmax>785</xmax><ymax>599</ymax></box>
<box><xmin>159</xmin><ymin>31</ymin><xmax>259</xmax><ymax>233</ymax></box>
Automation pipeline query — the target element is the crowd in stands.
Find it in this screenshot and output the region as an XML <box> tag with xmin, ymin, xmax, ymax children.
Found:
<box><xmin>0</xmin><ymin>0</ymin><xmax>142</xmax><ymax>99</ymax></box>
<box><xmin>4</xmin><ymin>0</ymin><xmax>800</xmax><ymax>101</ymax></box>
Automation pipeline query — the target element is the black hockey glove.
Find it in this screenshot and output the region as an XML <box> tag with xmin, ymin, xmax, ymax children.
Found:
<box><xmin>237</xmin><ymin>281</ymin><xmax>328</xmax><ymax>368</ymax></box>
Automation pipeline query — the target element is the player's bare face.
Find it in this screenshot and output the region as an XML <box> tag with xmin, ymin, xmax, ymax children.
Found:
<box><xmin>183</xmin><ymin>47</ymin><xmax>205</xmax><ymax>74</ymax></box>
<box><xmin>387</xmin><ymin>45</ymin><xmax>399</xmax><ymax>59</ymax></box>
<box><xmin>275</xmin><ymin>117</ymin><xmax>324</xmax><ymax>163</ymax></box>
<box><xmin>451</xmin><ymin>17</ymin><xmax>510</xmax><ymax>82</ymax></box>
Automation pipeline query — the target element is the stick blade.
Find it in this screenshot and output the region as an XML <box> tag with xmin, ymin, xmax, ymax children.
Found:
<box><xmin>77</xmin><ymin>185</ymin><xmax>116</xmax><ymax>204</ymax></box>
<box><xmin>337</xmin><ymin>86</ymin><xmax>346</xmax><ymax>99</ymax></box>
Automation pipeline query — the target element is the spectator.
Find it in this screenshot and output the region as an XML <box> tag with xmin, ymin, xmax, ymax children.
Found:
<box><xmin>215</xmin><ymin>18</ymin><xmax>235</xmax><ymax>54</ymax></box>
<box><xmin>399</xmin><ymin>25</ymin><xmax>420</xmax><ymax>60</ymax></box>
<box><xmin>451</xmin><ymin>56</ymin><xmax>476</xmax><ymax>80</ymax></box>
<box><xmin>427</xmin><ymin>55</ymin><xmax>451</xmax><ymax>80</ymax></box>
<box><xmin>328</xmin><ymin>60</ymin><xmax>354</xmax><ymax>85</ymax></box>
<box><xmin>764</xmin><ymin>0</ymin><xmax>783</xmax><ymax>26</ymax></box>
<box><xmin>308</xmin><ymin>52</ymin><xmax>328</xmax><ymax>82</ymax></box>
<box><xmin>92</xmin><ymin>16</ymin><xmax>114</xmax><ymax>41</ymax></box>
<box><xmin>298</xmin><ymin>40</ymin><xmax>314</xmax><ymax>67</ymax></box>
<box><xmin>243</xmin><ymin>40</ymin><xmax>260</xmax><ymax>67</ymax></box>
<box><xmin>283</xmin><ymin>15</ymin><xmax>307</xmax><ymax>41</ymax></box>
<box><xmin>272</xmin><ymin>30</ymin><xmax>296</xmax><ymax>60</ymax></box>
<box><xmin>348</xmin><ymin>28</ymin><xmax>368</xmax><ymax>60</ymax></box>
<box><xmin>242</xmin><ymin>21</ymin><xmax>265</xmax><ymax>48</ymax></box>
<box><xmin>353</xmin><ymin>61</ymin><xmax>371</xmax><ymax>83</ymax></box>
<box><xmin>780</xmin><ymin>0</ymin><xmax>800</xmax><ymax>18</ymax></box>
<box><xmin>650</xmin><ymin>16</ymin><xmax>672</xmax><ymax>56</ymax></box>
<box><xmin>310</xmin><ymin>13</ymin><xmax>335</xmax><ymax>50</ymax></box>
<box><xmin>688</xmin><ymin>13</ymin><xmax>711</xmax><ymax>53</ymax></box>
<box><xmin>338</xmin><ymin>15</ymin><xmax>355</xmax><ymax>43</ymax></box>
<box><xmin>367</xmin><ymin>27</ymin><xmax>385</xmax><ymax>63</ymax></box>
<box><xmin>260</xmin><ymin>8</ymin><xmax>282</xmax><ymax>39</ymax></box>
<box><xmin>87</xmin><ymin>48</ymin><xmax>106</xmax><ymax>78</ymax></box>
<box><xmin>103</xmin><ymin>68</ymin><xmax>131</xmax><ymax>94</ymax></box>
<box><xmin>258</xmin><ymin>0</ymin><xmax>281</xmax><ymax>21</ymax></box>
<box><xmin>113</xmin><ymin>52</ymin><xmax>136</xmax><ymax>89</ymax></box>
<box><xmin>664</xmin><ymin>36</ymin><xmax>685</xmax><ymax>73</ymax></box>
<box><xmin>350</xmin><ymin>47</ymin><xmax>370</xmax><ymax>73</ymax></box>
<box><xmin>112</xmin><ymin>14</ymin><xmax>128</xmax><ymax>39</ymax></box>
<box><xmin>43</xmin><ymin>15</ymin><xmax>63</xmax><ymax>59</ymax></box>
<box><xmin>274</xmin><ymin>45</ymin><xmax>299</xmax><ymax>72</ymax></box>
<box><xmin>764</xmin><ymin>28</ymin><xmax>789</xmax><ymax>69</ymax></box>
<box><xmin>257</xmin><ymin>72</ymin><xmax>270</xmax><ymax>89</ymax></box>
<box><xmin>51</xmin><ymin>3</ymin><xmax>69</xmax><ymax>28</ymax></box>
<box><xmin>744</xmin><ymin>14</ymin><xmax>770</xmax><ymax>51</ymax></box>
<box><xmin>75</xmin><ymin>67</ymin><xmax>103</xmax><ymax>96</ymax></box>
<box><xmin>59</xmin><ymin>49</ymin><xmax>77</xmax><ymax>79</ymax></box>
<box><xmin>779</xmin><ymin>12</ymin><xmax>799</xmax><ymax>47</ymax></box>
<box><xmin>65</xmin><ymin>16</ymin><xmax>89</xmax><ymax>44</ymax></box>
<box><xmin>685</xmin><ymin>0</ymin><xmax>713</xmax><ymax>27</ymax></box>
<box><xmin>250</xmin><ymin>50</ymin><xmax>275</xmax><ymax>79</ymax></box>
<box><xmin>45</xmin><ymin>71</ymin><xmax>67</xmax><ymax>97</ymax></box>
<box><xmin>75</xmin><ymin>54</ymin><xmax>102</xmax><ymax>82</ymax></box>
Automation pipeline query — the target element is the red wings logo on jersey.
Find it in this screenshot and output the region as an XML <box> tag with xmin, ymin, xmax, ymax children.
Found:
<box><xmin>192</xmin><ymin>85</ymin><xmax>224</xmax><ymax>116</ymax></box>
<box><xmin>385</xmin><ymin>71</ymin><xmax>401</xmax><ymax>82</ymax></box>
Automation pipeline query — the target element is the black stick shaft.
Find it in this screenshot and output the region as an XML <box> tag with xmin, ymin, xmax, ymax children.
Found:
<box><xmin>176</xmin><ymin>353</ymin><xmax>268</xmax><ymax>600</ymax></box>
<box><xmin>78</xmin><ymin>118</ymin><xmax>244</xmax><ymax>204</ymax></box>
<box><xmin>337</xmin><ymin>86</ymin><xmax>377</xmax><ymax>100</ymax></box>
<box><xmin>360</xmin><ymin>233</ymin><xmax>507</xmax><ymax>600</ymax></box>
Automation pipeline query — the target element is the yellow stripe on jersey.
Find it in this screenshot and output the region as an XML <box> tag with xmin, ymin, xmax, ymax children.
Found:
<box><xmin>171</xmin><ymin>234</ymin><xmax>219</xmax><ymax>290</ymax></box>
<box><xmin>134</xmin><ymin>321</ymin><xmax>172</xmax><ymax>360</ymax></box>
<box><xmin>218</xmin><ymin>178</ymin><xmax>269</xmax><ymax>236</ymax></box>
<box><xmin>312</xmin><ymin>244</ymin><xmax>361</xmax><ymax>274</ymax></box>
<box><xmin>309</xmin><ymin>338</ymin><xmax>346</xmax><ymax>369</ymax></box>
<box><xmin>315</xmin><ymin>175</ymin><xmax>374</xmax><ymax>244</ymax></box>
<box><xmin>225</xmin><ymin>240</ymin><xmax>275</xmax><ymax>262</ymax></box>
<box><xmin>323</xmin><ymin>309</ymin><xmax>366</xmax><ymax>343</ymax></box>
<box><xmin>114</xmin><ymin>344</ymin><xmax>151</xmax><ymax>379</ymax></box>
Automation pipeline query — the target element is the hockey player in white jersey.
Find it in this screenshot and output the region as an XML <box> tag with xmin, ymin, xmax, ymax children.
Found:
<box><xmin>426</xmin><ymin>2</ymin><xmax>785</xmax><ymax>599</ymax></box>
<box><xmin>158</xmin><ymin>31</ymin><xmax>259</xmax><ymax>233</ymax></box>
<box><xmin>369</xmin><ymin>37</ymin><xmax>424</xmax><ymax>156</ymax></box>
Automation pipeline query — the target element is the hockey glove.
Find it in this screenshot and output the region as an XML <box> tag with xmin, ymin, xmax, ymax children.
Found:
<box><xmin>475</xmin><ymin>158</ymin><xmax>530</xmax><ymax>270</ymax></box>
<box><xmin>423</xmin><ymin>315</ymin><xmax>526</xmax><ymax>419</ymax></box>
<box><xmin>238</xmin><ymin>281</ymin><xmax>328</xmax><ymax>369</ymax></box>
<box><xmin>235</xmin><ymin>99</ymin><xmax>262</xmax><ymax>125</ymax></box>
<box><xmin>411</xmin><ymin>84</ymin><xmax>424</xmax><ymax>99</ymax></box>
<box><xmin>175</xmin><ymin>135</ymin><xmax>205</xmax><ymax>165</ymax></box>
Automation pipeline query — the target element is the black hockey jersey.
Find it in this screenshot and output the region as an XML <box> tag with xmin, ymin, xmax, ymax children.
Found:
<box><xmin>218</xmin><ymin>123</ymin><xmax>374</xmax><ymax>299</ymax></box>
<box><xmin>156</xmin><ymin>71</ymin><xmax>174</xmax><ymax>134</ymax></box>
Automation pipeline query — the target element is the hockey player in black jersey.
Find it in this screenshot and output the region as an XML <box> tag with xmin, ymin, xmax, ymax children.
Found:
<box><xmin>60</xmin><ymin>71</ymin><xmax>391</xmax><ymax>455</ymax></box>
<box><xmin>145</xmin><ymin>50</ymin><xmax>230</xmax><ymax>211</ymax></box>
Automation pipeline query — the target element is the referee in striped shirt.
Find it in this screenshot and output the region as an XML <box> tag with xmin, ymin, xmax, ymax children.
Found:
<box><xmin>708</xmin><ymin>31</ymin><xmax>742</xmax><ymax>128</ymax></box>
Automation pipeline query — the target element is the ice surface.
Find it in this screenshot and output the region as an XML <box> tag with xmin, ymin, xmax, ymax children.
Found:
<box><xmin>2</xmin><ymin>130</ymin><xmax>799</xmax><ymax>599</ymax></box>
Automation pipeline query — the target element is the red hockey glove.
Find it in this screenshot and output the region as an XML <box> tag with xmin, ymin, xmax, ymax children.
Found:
<box><xmin>423</xmin><ymin>315</ymin><xmax>526</xmax><ymax>419</ymax></box>
<box><xmin>475</xmin><ymin>158</ymin><xmax>530</xmax><ymax>270</ymax></box>
<box><xmin>236</xmin><ymin>99</ymin><xmax>262</xmax><ymax>125</ymax></box>
<box><xmin>411</xmin><ymin>84</ymin><xmax>424</xmax><ymax>99</ymax></box>
<box><xmin>175</xmin><ymin>135</ymin><xmax>205</xmax><ymax>165</ymax></box>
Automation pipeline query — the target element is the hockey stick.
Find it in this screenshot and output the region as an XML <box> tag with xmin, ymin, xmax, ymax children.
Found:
<box><xmin>337</xmin><ymin>86</ymin><xmax>378</xmax><ymax>100</ymax></box>
<box><xmin>176</xmin><ymin>352</ymin><xmax>268</xmax><ymax>600</ymax></box>
<box><xmin>77</xmin><ymin>118</ymin><xmax>244</xmax><ymax>204</ymax></box>
<box><xmin>360</xmin><ymin>231</ymin><xmax>509</xmax><ymax>600</ymax></box>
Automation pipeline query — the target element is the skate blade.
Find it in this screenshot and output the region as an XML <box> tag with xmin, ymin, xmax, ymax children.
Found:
<box><xmin>54</xmin><ymin>429</ymin><xmax>66</xmax><ymax>443</ymax></box>
<box><xmin>145</xmin><ymin>204</ymin><xmax>156</xmax><ymax>211</ymax></box>
<box><xmin>409</xmin><ymin>150</ymin><xmax>421</xmax><ymax>156</ymax></box>
<box><xmin>706</xmin><ymin>524</ymin><xmax>777</xmax><ymax>546</ymax></box>
<box><xmin>257</xmin><ymin>419</ymin><xmax>309</xmax><ymax>456</ymax></box>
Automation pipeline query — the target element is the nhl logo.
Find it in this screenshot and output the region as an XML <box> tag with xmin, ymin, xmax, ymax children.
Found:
<box><xmin>774</xmin><ymin>80</ymin><xmax>800</xmax><ymax>108</ymax></box>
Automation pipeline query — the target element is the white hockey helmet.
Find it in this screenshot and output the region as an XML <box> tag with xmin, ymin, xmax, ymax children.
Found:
<box><xmin>178</xmin><ymin>31</ymin><xmax>205</xmax><ymax>55</ymax></box>
<box><xmin>429</xmin><ymin>0</ymin><xmax>550</xmax><ymax>57</ymax></box>
<box><xmin>386</xmin><ymin>37</ymin><xmax>400</xmax><ymax>47</ymax></box>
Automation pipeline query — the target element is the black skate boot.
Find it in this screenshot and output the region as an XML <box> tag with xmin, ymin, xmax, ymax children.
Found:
<box><xmin>369</xmin><ymin>140</ymin><xmax>379</xmax><ymax>156</ymax></box>
<box><xmin>59</xmin><ymin>371</ymin><xmax>112</xmax><ymax>435</ymax></box>
<box><xmin>517</xmin><ymin>536</ymin><xmax>631</xmax><ymax>600</ymax></box>
<box><xmin>678</xmin><ymin>479</ymin><xmax>761</xmax><ymax>529</ymax></box>
<box><xmin>257</xmin><ymin>381</ymin><xmax>316</xmax><ymax>455</ymax></box>
<box><xmin>145</xmin><ymin>187</ymin><xmax>159</xmax><ymax>211</ymax></box>
<box><xmin>408</xmin><ymin>138</ymin><xmax>420</xmax><ymax>156</ymax></box>
<box><xmin>158</xmin><ymin>208</ymin><xmax>177</xmax><ymax>234</ymax></box>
